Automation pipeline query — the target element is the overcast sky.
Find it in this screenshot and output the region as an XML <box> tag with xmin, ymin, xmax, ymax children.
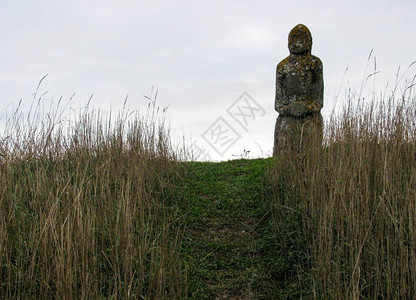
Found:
<box><xmin>1</xmin><ymin>0</ymin><xmax>415</xmax><ymax>160</ymax></box>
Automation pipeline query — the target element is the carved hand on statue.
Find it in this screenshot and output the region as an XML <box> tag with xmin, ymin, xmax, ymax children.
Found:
<box><xmin>304</xmin><ymin>101</ymin><xmax>319</xmax><ymax>113</ymax></box>
<box><xmin>288</xmin><ymin>101</ymin><xmax>307</xmax><ymax>117</ymax></box>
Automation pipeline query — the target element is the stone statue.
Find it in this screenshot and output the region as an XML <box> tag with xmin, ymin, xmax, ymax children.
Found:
<box><xmin>273</xmin><ymin>24</ymin><xmax>323</xmax><ymax>156</ymax></box>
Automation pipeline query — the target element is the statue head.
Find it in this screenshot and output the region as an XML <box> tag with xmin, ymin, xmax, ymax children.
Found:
<box><xmin>288</xmin><ymin>24</ymin><xmax>312</xmax><ymax>55</ymax></box>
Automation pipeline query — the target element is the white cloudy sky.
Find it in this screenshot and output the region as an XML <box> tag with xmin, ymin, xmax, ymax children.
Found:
<box><xmin>1</xmin><ymin>0</ymin><xmax>415</xmax><ymax>160</ymax></box>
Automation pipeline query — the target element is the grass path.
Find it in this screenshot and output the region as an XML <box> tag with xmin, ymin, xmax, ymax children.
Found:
<box><xmin>177</xmin><ymin>158</ymin><xmax>287</xmax><ymax>299</ymax></box>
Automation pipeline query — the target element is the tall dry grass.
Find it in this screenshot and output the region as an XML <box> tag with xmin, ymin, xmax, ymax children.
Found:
<box><xmin>0</xmin><ymin>92</ymin><xmax>185</xmax><ymax>299</ymax></box>
<box><xmin>270</xmin><ymin>81</ymin><xmax>416</xmax><ymax>298</ymax></box>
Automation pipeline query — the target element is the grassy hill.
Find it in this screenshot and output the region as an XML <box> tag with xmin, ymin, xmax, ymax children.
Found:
<box><xmin>1</xmin><ymin>92</ymin><xmax>416</xmax><ymax>299</ymax></box>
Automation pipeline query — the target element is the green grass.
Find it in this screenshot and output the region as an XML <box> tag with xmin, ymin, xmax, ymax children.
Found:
<box><xmin>175</xmin><ymin>158</ymin><xmax>304</xmax><ymax>299</ymax></box>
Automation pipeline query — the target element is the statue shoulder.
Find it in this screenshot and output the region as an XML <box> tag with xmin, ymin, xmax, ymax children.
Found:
<box><xmin>310</xmin><ymin>55</ymin><xmax>323</xmax><ymax>69</ymax></box>
<box><xmin>276</xmin><ymin>56</ymin><xmax>291</xmax><ymax>72</ymax></box>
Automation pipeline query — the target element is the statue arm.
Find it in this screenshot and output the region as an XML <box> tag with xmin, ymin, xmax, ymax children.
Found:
<box><xmin>306</xmin><ymin>59</ymin><xmax>324</xmax><ymax>114</ymax></box>
<box><xmin>317</xmin><ymin>63</ymin><xmax>324</xmax><ymax>110</ymax></box>
<box><xmin>275</xmin><ymin>66</ymin><xmax>289</xmax><ymax>115</ymax></box>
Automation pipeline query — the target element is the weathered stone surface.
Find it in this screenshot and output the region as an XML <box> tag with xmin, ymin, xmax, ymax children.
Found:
<box><xmin>273</xmin><ymin>24</ymin><xmax>323</xmax><ymax>156</ymax></box>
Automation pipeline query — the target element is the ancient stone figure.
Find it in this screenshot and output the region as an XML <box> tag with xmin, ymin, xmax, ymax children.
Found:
<box><xmin>273</xmin><ymin>24</ymin><xmax>323</xmax><ymax>156</ymax></box>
